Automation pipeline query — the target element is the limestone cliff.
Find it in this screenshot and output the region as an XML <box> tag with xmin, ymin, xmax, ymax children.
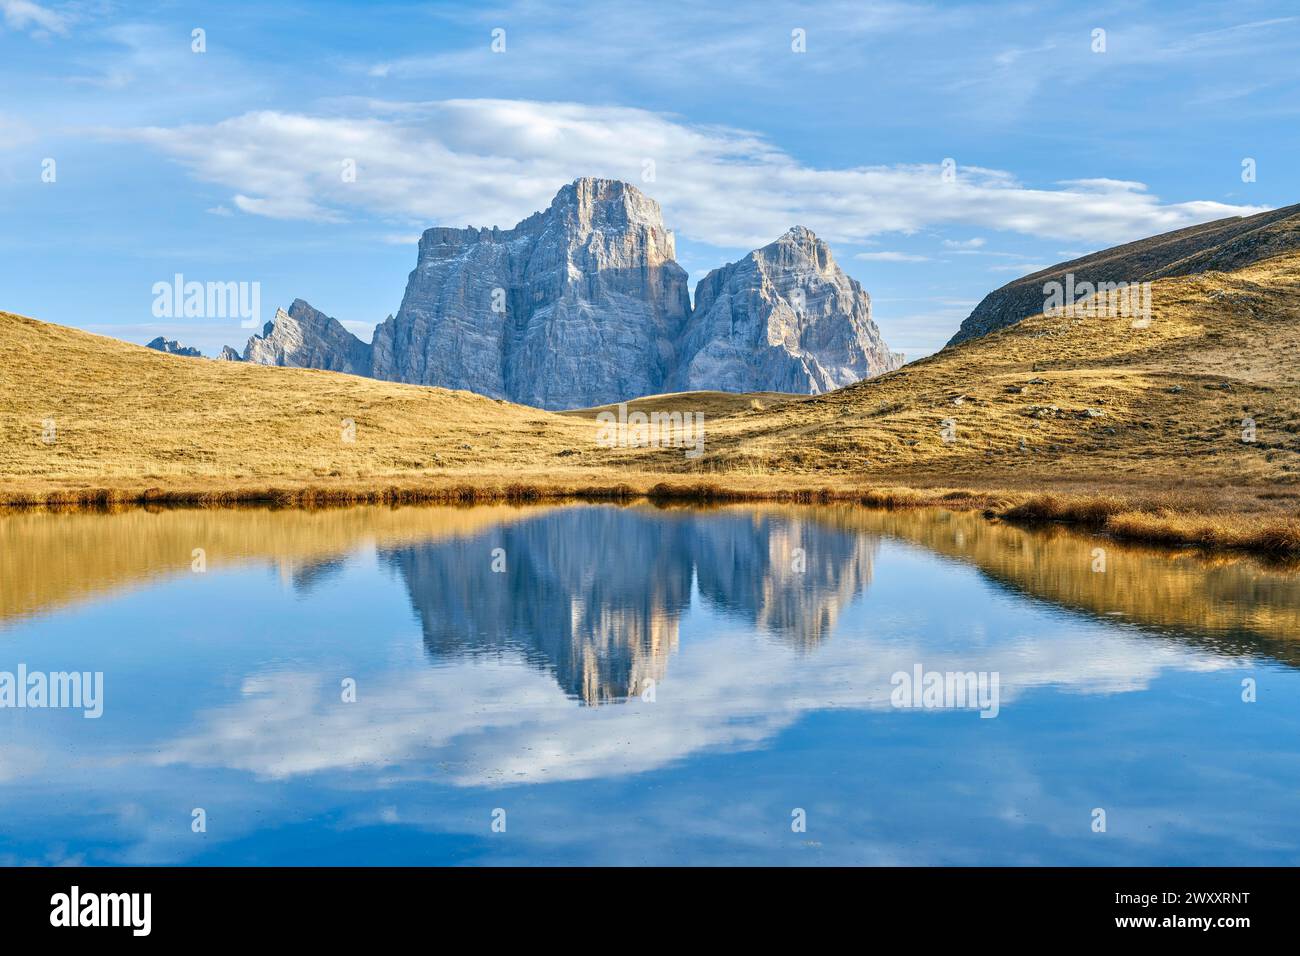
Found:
<box><xmin>673</xmin><ymin>226</ymin><xmax>902</xmax><ymax>394</ymax></box>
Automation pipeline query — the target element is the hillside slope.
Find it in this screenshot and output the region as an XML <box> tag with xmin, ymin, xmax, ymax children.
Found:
<box><xmin>662</xmin><ymin>251</ymin><xmax>1300</xmax><ymax>491</ymax></box>
<box><xmin>948</xmin><ymin>203</ymin><xmax>1300</xmax><ymax>345</ymax></box>
<box><xmin>0</xmin><ymin>312</ymin><xmax>592</xmax><ymax>498</ymax></box>
<box><xmin>2</xmin><ymin>249</ymin><xmax>1299</xmax><ymax>525</ymax></box>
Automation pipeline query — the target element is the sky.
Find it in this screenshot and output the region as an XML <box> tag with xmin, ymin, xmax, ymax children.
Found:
<box><xmin>1</xmin><ymin>0</ymin><xmax>1297</xmax><ymax>359</ymax></box>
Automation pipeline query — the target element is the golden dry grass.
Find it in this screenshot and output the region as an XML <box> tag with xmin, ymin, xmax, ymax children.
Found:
<box><xmin>2</xmin><ymin>250</ymin><xmax>1299</xmax><ymax>554</ymax></box>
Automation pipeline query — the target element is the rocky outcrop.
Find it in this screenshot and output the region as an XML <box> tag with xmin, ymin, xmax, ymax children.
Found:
<box><xmin>214</xmin><ymin>346</ymin><xmax>243</xmax><ymax>362</ymax></box>
<box><xmin>238</xmin><ymin>179</ymin><xmax>902</xmax><ymax>408</ymax></box>
<box><xmin>370</xmin><ymin>177</ymin><xmax>691</xmax><ymax>409</ymax></box>
<box><xmin>242</xmin><ymin>299</ymin><xmax>371</xmax><ymax>374</ymax></box>
<box><xmin>948</xmin><ymin>203</ymin><xmax>1300</xmax><ymax>346</ymax></box>
<box><xmin>146</xmin><ymin>336</ymin><xmax>202</xmax><ymax>358</ymax></box>
<box><xmin>672</xmin><ymin>226</ymin><xmax>902</xmax><ymax>394</ymax></box>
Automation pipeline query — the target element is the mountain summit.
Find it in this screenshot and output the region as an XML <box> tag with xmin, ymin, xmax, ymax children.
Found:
<box><xmin>235</xmin><ymin>178</ymin><xmax>901</xmax><ymax>408</ymax></box>
<box><xmin>370</xmin><ymin>177</ymin><xmax>691</xmax><ymax>408</ymax></box>
<box><xmin>673</xmin><ymin>226</ymin><xmax>902</xmax><ymax>394</ymax></box>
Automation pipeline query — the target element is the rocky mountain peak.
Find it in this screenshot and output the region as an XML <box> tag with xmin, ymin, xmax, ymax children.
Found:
<box><xmin>552</xmin><ymin>176</ymin><xmax>667</xmax><ymax>228</ymax></box>
<box><xmin>674</xmin><ymin>224</ymin><xmax>900</xmax><ymax>394</ymax></box>
<box><xmin>145</xmin><ymin>336</ymin><xmax>202</xmax><ymax>358</ymax></box>
<box><xmin>243</xmin><ymin>299</ymin><xmax>371</xmax><ymax>375</ymax></box>
<box><xmin>238</xmin><ymin>179</ymin><xmax>902</xmax><ymax>408</ymax></box>
<box><xmin>752</xmin><ymin>226</ymin><xmax>839</xmax><ymax>282</ymax></box>
<box><xmin>369</xmin><ymin>177</ymin><xmax>690</xmax><ymax>409</ymax></box>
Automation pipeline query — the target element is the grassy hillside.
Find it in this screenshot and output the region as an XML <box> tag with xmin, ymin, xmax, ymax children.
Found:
<box><xmin>949</xmin><ymin>203</ymin><xmax>1300</xmax><ymax>344</ymax></box>
<box><xmin>644</xmin><ymin>251</ymin><xmax>1300</xmax><ymax>491</ymax></box>
<box><xmin>2</xmin><ymin>250</ymin><xmax>1299</xmax><ymax>552</ymax></box>
<box><xmin>0</xmin><ymin>312</ymin><xmax>596</xmax><ymax>499</ymax></box>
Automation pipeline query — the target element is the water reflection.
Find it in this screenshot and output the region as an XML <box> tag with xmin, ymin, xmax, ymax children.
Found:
<box><xmin>2</xmin><ymin>502</ymin><xmax>1300</xmax><ymax>864</ymax></box>
<box><xmin>380</xmin><ymin>506</ymin><xmax>876</xmax><ymax>702</ymax></box>
<box><xmin>4</xmin><ymin>502</ymin><xmax>1297</xmax><ymax>684</ymax></box>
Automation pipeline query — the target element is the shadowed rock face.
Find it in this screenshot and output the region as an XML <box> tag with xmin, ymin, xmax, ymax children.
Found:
<box><xmin>235</xmin><ymin>178</ymin><xmax>903</xmax><ymax>407</ymax></box>
<box><xmin>673</xmin><ymin>226</ymin><xmax>903</xmax><ymax>393</ymax></box>
<box><xmin>371</xmin><ymin>177</ymin><xmax>692</xmax><ymax>409</ymax></box>
<box><xmin>146</xmin><ymin>336</ymin><xmax>202</xmax><ymax>358</ymax></box>
<box><xmin>947</xmin><ymin>203</ymin><xmax>1300</xmax><ymax>346</ymax></box>
<box><xmin>242</xmin><ymin>299</ymin><xmax>372</xmax><ymax>374</ymax></box>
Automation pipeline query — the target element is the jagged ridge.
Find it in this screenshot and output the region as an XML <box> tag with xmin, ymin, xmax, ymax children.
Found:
<box><xmin>232</xmin><ymin>178</ymin><xmax>900</xmax><ymax>409</ymax></box>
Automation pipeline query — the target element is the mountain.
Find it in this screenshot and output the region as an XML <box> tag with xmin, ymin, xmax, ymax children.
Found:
<box><xmin>948</xmin><ymin>202</ymin><xmax>1300</xmax><ymax>345</ymax></box>
<box><xmin>4</xmin><ymin>242</ymin><xmax>1299</xmax><ymax>556</ymax></box>
<box><xmin>242</xmin><ymin>299</ymin><xmax>371</xmax><ymax>374</ymax></box>
<box><xmin>673</xmin><ymin>226</ymin><xmax>902</xmax><ymax>393</ymax></box>
<box><xmin>145</xmin><ymin>336</ymin><xmax>201</xmax><ymax>358</ymax></box>
<box><xmin>233</xmin><ymin>178</ymin><xmax>899</xmax><ymax>408</ymax></box>
<box><xmin>370</xmin><ymin>177</ymin><xmax>691</xmax><ymax>409</ymax></box>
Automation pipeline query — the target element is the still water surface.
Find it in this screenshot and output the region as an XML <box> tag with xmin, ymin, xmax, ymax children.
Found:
<box><xmin>1</xmin><ymin>502</ymin><xmax>1298</xmax><ymax>865</ymax></box>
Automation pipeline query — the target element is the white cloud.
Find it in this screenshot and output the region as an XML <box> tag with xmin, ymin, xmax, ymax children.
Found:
<box><xmin>145</xmin><ymin>618</ymin><xmax>1229</xmax><ymax>788</ymax></box>
<box><xmin>118</xmin><ymin>99</ymin><xmax>1266</xmax><ymax>250</ymax></box>
<box><xmin>0</xmin><ymin>0</ymin><xmax>67</xmax><ymax>36</ymax></box>
<box><xmin>942</xmin><ymin>237</ymin><xmax>985</xmax><ymax>249</ymax></box>
<box><xmin>855</xmin><ymin>251</ymin><xmax>932</xmax><ymax>262</ymax></box>
<box><xmin>358</xmin><ymin>0</ymin><xmax>941</xmax><ymax>87</ymax></box>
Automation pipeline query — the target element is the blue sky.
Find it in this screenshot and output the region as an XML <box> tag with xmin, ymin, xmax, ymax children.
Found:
<box><xmin>1</xmin><ymin>0</ymin><xmax>1297</xmax><ymax>358</ymax></box>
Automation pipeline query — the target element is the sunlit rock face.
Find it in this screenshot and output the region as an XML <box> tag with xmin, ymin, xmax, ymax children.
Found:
<box><xmin>235</xmin><ymin>181</ymin><xmax>904</xmax><ymax>407</ymax></box>
<box><xmin>242</xmin><ymin>299</ymin><xmax>372</xmax><ymax>375</ymax></box>
<box><xmin>672</xmin><ymin>226</ymin><xmax>903</xmax><ymax>395</ymax></box>
<box><xmin>370</xmin><ymin>177</ymin><xmax>692</xmax><ymax>409</ymax></box>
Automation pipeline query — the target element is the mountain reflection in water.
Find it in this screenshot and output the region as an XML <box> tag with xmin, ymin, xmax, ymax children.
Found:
<box><xmin>3</xmin><ymin>501</ymin><xmax>1300</xmax><ymax>865</ymax></box>
<box><xmin>375</xmin><ymin>507</ymin><xmax>876</xmax><ymax>703</ymax></box>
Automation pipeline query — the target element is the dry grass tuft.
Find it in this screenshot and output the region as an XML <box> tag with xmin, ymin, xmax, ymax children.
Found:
<box><xmin>1001</xmin><ymin>492</ymin><xmax>1300</xmax><ymax>556</ymax></box>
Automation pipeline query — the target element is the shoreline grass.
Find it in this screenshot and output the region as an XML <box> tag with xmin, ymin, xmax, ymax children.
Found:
<box><xmin>3</xmin><ymin>478</ymin><xmax>1296</xmax><ymax>558</ymax></box>
<box><xmin>1001</xmin><ymin>492</ymin><xmax>1300</xmax><ymax>557</ymax></box>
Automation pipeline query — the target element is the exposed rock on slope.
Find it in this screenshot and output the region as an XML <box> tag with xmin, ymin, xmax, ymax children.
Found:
<box><xmin>215</xmin><ymin>346</ymin><xmax>243</xmax><ymax>362</ymax></box>
<box><xmin>370</xmin><ymin>177</ymin><xmax>691</xmax><ymax>409</ymax></box>
<box><xmin>242</xmin><ymin>299</ymin><xmax>371</xmax><ymax>374</ymax></box>
<box><xmin>146</xmin><ymin>337</ymin><xmax>202</xmax><ymax>357</ymax></box>
<box><xmin>235</xmin><ymin>178</ymin><xmax>901</xmax><ymax>408</ymax></box>
<box><xmin>673</xmin><ymin>226</ymin><xmax>902</xmax><ymax>394</ymax></box>
<box><xmin>948</xmin><ymin>203</ymin><xmax>1300</xmax><ymax>345</ymax></box>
